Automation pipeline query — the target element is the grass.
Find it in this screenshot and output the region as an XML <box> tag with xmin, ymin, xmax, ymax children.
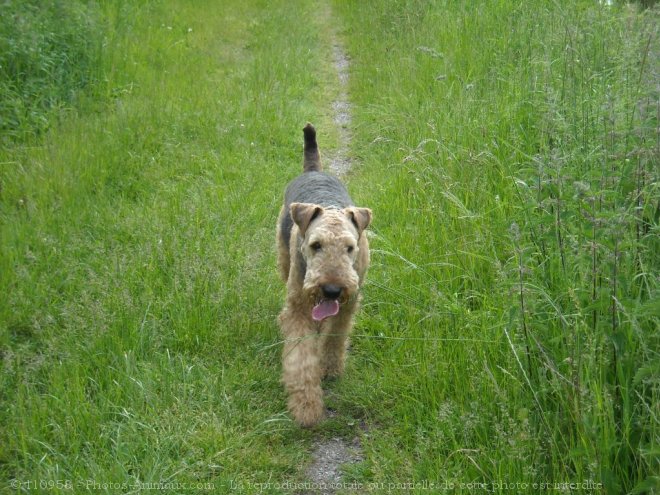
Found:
<box><xmin>0</xmin><ymin>0</ymin><xmax>103</xmax><ymax>141</ymax></box>
<box><xmin>334</xmin><ymin>1</ymin><xmax>659</xmax><ymax>492</ymax></box>
<box><xmin>1</xmin><ymin>0</ymin><xmax>658</xmax><ymax>494</ymax></box>
<box><xmin>1</xmin><ymin>0</ymin><xmax>335</xmax><ymax>491</ymax></box>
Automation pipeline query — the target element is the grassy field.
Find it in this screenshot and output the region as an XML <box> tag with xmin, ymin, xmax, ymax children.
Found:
<box><xmin>1</xmin><ymin>1</ymin><xmax>658</xmax><ymax>494</ymax></box>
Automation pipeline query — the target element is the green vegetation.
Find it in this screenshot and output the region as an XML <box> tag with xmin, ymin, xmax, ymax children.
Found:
<box><xmin>335</xmin><ymin>1</ymin><xmax>659</xmax><ymax>492</ymax></box>
<box><xmin>1</xmin><ymin>0</ymin><xmax>657</xmax><ymax>494</ymax></box>
<box><xmin>0</xmin><ymin>0</ymin><xmax>103</xmax><ymax>141</ymax></box>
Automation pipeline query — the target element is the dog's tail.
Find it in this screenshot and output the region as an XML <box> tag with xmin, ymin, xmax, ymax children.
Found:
<box><xmin>303</xmin><ymin>123</ymin><xmax>322</xmax><ymax>172</ymax></box>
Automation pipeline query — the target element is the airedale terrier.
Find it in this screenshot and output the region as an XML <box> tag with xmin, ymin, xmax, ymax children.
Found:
<box><xmin>276</xmin><ymin>124</ymin><xmax>372</xmax><ymax>427</ymax></box>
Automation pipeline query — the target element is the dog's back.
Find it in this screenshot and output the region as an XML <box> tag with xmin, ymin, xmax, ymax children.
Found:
<box><xmin>279</xmin><ymin>124</ymin><xmax>353</xmax><ymax>251</ymax></box>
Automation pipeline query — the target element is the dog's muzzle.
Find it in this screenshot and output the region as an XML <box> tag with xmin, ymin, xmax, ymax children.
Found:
<box><xmin>321</xmin><ymin>284</ymin><xmax>343</xmax><ymax>300</ymax></box>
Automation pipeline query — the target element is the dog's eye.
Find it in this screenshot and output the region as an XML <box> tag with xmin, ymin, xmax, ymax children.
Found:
<box><xmin>310</xmin><ymin>241</ymin><xmax>322</xmax><ymax>252</ymax></box>
<box><xmin>347</xmin><ymin>245</ymin><xmax>354</xmax><ymax>254</ymax></box>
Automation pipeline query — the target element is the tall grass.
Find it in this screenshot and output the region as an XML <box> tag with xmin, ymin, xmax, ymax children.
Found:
<box><xmin>0</xmin><ymin>0</ymin><xmax>104</xmax><ymax>141</ymax></box>
<box><xmin>335</xmin><ymin>0</ymin><xmax>658</xmax><ymax>492</ymax></box>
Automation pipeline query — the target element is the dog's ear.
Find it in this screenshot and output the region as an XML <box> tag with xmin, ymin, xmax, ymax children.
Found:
<box><xmin>290</xmin><ymin>203</ymin><xmax>323</xmax><ymax>236</ymax></box>
<box><xmin>345</xmin><ymin>207</ymin><xmax>372</xmax><ymax>235</ymax></box>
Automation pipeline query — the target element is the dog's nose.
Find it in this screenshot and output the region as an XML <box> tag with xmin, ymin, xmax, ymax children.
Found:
<box><xmin>321</xmin><ymin>284</ymin><xmax>343</xmax><ymax>300</ymax></box>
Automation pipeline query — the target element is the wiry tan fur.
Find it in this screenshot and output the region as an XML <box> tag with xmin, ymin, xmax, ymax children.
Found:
<box><xmin>276</xmin><ymin>125</ymin><xmax>371</xmax><ymax>427</ymax></box>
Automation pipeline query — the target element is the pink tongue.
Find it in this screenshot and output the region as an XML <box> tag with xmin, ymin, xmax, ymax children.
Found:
<box><xmin>312</xmin><ymin>300</ymin><xmax>340</xmax><ymax>321</ymax></box>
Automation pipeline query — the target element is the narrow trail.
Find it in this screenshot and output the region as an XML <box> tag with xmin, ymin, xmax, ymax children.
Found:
<box><xmin>327</xmin><ymin>41</ymin><xmax>352</xmax><ymax>177</ymax></box>
<box><xmin>302</xmin><ymin>6</ymin><xmax>364</xmax><ymax>494</ymax></box>
<box><xmin>304</xmin><ymin>430</ymin><xmax>363</xmax><ymax>495</ymax></box>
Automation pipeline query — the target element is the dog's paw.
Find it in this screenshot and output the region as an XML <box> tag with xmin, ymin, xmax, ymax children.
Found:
<box><xmin>290</xmin><ymin>396</ymin><xmax>325</xmax><ymax>427</ymax></box>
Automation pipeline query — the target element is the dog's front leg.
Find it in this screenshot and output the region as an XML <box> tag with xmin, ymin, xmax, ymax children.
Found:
<box><xmin>280</xmin><ymin>308</ymin><xmax>324</xmax><ymax>427</ymax></box>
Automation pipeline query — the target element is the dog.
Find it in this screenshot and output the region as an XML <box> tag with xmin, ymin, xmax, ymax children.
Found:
<box><xmin>275</xmin><ymin>123</ymin><xmax>371</xmax><ymax>426</ymax></box>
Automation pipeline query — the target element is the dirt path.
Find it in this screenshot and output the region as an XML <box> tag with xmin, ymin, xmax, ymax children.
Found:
<box><xmin>303</xmin><ymin>6</ymin><xmax>364</xmax><ymax>494</ymax></box>
<box><xmin>305</xmin><ymin>432</ymin><xmax>363</xmax><ymax>494</ymax></box>
<box><xmin>327</xmin><ymin>39</ymin><xmax>352</xmax><ymax>177</ymax></box>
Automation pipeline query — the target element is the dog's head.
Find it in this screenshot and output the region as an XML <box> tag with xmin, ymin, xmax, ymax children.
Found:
<box><xmin>290</xmin><ymin>202</ymin><xmax>371</xmax><ymax>321</ymax></box>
